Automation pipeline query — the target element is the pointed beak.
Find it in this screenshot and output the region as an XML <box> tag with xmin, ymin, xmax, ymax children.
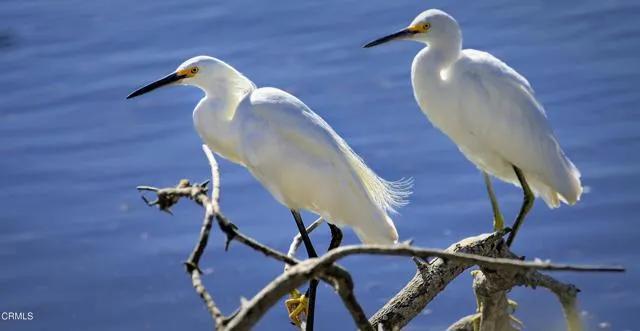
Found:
<box><xmin>126</xmin><ymin>72</ymin><xmax>186</xmax><ymax>99</ymax></box>
<box><xmin>363</xmin><ymin>28</ymin><xmax>416</xmax><ymax>48</ymax></box>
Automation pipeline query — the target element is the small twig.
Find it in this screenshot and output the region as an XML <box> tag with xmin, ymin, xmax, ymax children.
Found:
<box><xmin>325</xmin><ymin>267</ymin><xmax>374</xmax><ymax>331</ymax></box>
<box><xmin>192</xmin><ymin>264</ymin><xmax>226</xmax><ymax>326</ymax></box>
<box><xmin>286</xmin><ymin>217</ymin><xmax>324</xmax><ymax>271</ymax></box>
<box><xmin>215</xmin><ymin>212</ymin><xmax>298</xmax><ymax>265</ymax></box>
<box><xmin>184</xmin><ymin>149</ymin><xmax>225</xmax><ymax>328</ymax></box>
<box><xmin>185</xmin><ymin>203</ymin><xmax>215</xmax><ymax>271</ymax></box>
<box><xmin>315</xmin><ymin>244</ymin><xmax>625</xmax><ymax>274</ymax></box>
<box><xmin>202</xmin><ymin>145</ymin><xmax>220</xmax><ymax>213</ymax></box>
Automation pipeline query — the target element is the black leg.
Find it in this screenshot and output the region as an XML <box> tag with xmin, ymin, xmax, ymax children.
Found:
<box><xmin>327</xmin><ymin>223</ymin><xmax>343</xmax><ymax>251</ymax></box>
<box><xmin>290</xmin><ymin>210</ymin><xmax>317</xmax><ymax>331</ymax></box>
<box><xmin>291</xmin><ymin>210</ymin><xmax>317</xmax><ymax>258</ymax></box>
<box><xmin>506</xmin><ymin>166</ymin><xmax>535</xmax><ymax>247</ymax></box>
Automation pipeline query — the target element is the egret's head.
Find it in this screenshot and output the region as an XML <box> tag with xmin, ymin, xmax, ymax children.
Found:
<box><xmin>363</xmin><ymin>9</ymin><xmax>460</xmax><ymax>48</ymax></box>
<box><xmin>127</xmin><ymin>55</ymin><xmax>251</xmax><ymax>99</ymax></box>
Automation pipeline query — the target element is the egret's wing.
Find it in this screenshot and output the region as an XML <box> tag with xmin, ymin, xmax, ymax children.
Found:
<box><xmin>462</xmin><ymin>49</ymin><xmax>535</xmax><ymax>95</ymax></box>
<box><xmin>245</xmin><ymin>87</ymin><xmax>411</xmax><ymax>211</ymax></box>
<box><xmin>453</xmin><ymin>50</ymin><xmax>580</xmax><ymax>203</ymax></box>
<box><xmin>248</xmin><ymin>88</ymin><xmax>340</xmax><ymax>162</ymax></box>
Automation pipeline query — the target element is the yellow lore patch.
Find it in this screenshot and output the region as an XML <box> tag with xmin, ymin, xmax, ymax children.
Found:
<box><xmin>177</xmin><ymin>66</ymin><xmax>199</xmax><ymax>77</ymax></box>
<box><xmin>408</xmin><ymin>22</ymin><xmax>430</xmax><ymax>33</ymax></box>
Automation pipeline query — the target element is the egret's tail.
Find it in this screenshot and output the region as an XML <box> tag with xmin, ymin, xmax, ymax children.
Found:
<box><xmin>353</xmin><ymin>214</ymin><xmax>399</xmax><ymax>245</ymax></box>
<box><xmin>332</xmin><ymin>129</ymin><xmax>413</xmax><ymax>213</ymax></box>
<box><xmin>556</xmin><ymin>158</ymin><xmax>582</xmax><ymax>205</ymax></box>
<box><xmin>537</xmin><ymin>156</ymin><xmax>582</xmax><ymax>209</ymax></box>
<box><xmin>379</xmin><ymin>177</ymin><xmax>414</xmax><ymax>213</ymax></box>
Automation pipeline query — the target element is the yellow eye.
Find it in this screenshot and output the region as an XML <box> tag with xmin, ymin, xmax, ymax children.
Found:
<box><xmin>190</xmin><ymin>67</ymin><xmax>199</xmax><ymax>74</ymax></box>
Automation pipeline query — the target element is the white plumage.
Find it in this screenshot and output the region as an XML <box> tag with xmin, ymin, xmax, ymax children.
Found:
<box><xmin>129</xmin><ymin>56</ymin><xmax>410</xmax><ymax>244</ymax></box>
<box><xmin>365</xmin><ymin>9</ymin><xmax>582</xmax><ymax>244</ymax></box>
<box><xmin>366</xmin><ymin>9</ymin><xmax>581</xmax><ymax>207</ymax></box>
<box><xmin>415</xmin><ymin>47</ymin><xmax>581</xmax><ymax>207</ymax></box>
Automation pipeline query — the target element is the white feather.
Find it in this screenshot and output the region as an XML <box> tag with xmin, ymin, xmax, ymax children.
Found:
<box><xmin>406</xmin><ymin>9</ymin><xmax>581</xmax><ymax>208</ymax></box>
<box><xmin>184</xmin><ymin>56</ymin><xmax>410</xmax><ymax>244</ymax></box>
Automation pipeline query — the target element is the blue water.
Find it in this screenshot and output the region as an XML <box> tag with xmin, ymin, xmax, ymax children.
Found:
<box><xmin>1</xmin><ymin>0</ymin><xmax>638</xmax><ymax>330</ymax></box>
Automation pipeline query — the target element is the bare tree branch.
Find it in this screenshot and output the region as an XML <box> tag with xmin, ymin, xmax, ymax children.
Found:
<box><xmin>368</xmin><ymin>233</ymin><xmax>622</xmax><ymax>330</ymax></box>
<box><xmin>137</xmin><ymin>145</ymin><xmax>624</xmax><ymax>331</ymax></box>
<box><xmin>324</xmin><ymin>267</ymin><xmax>374</xmax><ymax>331</ymax></box>
<box><xmin>286</xmin><ymin>217</ymin><xmax>324</xmax><ymax>272</ymax></box>
<box><xmin>314</xmin><ymin>243</ymin><xmax>624</xmax><ymax>274</ymax></box>
<box><xmin>471</xmin><ymin>269</ymin><xmax>520</xmax><ymax>331</ymax></box>
<box><xmin>516</xmin><ymin>270</ymin><xmax>582</xmax><ymax>331</ymax></box>
<box><xmin>446</xmin><ymin>262</ymin><xmax>584</xmax><ymax>331</ymax></box>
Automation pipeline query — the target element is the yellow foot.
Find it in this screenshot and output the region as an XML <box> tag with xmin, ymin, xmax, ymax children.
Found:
<box><xmin>285</xmin><ymin>289</ymin><xmax>308</xmax><ymax>327</ymax></box>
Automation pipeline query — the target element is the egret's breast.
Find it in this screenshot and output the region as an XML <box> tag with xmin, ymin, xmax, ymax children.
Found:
<box><xmin>411</xmin><ymin>54</ymin><xmax>488</xmax><ymax>160</ymax></box>
<box><xmin>192</xmin><ymin>100</ymin><xmax>245</xmax><ymax>165</ymax></box>
<box><xmin>412</xmin><ymin>61</ymin><xmax>460</xmax><ymax>135</ymax></box>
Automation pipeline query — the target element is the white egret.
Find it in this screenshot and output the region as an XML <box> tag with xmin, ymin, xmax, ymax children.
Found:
<box><xmin>364</xmin><ymin>9</ymin><xmax>582</xmax><ymax>246</ymax></box>
<box><xmin>126</xmin><ymin>55</ymin><xmax>410</xmax><ymax>328</ymax></box>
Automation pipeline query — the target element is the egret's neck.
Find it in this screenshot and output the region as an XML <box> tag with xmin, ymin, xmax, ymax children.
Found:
<box><xmin>198</xmin><ymin>68</ymin><xmax>256</xmax><ymax>117</ymax></box>
<box><xmin>415</xmin><ymin>34</ymin><xmax>461</xmax><ymax>71</ymax></box>
<box><xmin>411</xmin><ymin>37</ymin><xmax>461</xmax><ymax>123</ymax></box>
<box><xmin>192</xmin><ymin>68</ymin><xmax>256</xmax><ymax>165</ymax></box>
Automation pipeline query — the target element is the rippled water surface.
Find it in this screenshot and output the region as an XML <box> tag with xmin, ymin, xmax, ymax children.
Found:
<box><xmin>1</xmin><ymin>0</ymin><xmax>639</xmax><ymax>330</ymax></box>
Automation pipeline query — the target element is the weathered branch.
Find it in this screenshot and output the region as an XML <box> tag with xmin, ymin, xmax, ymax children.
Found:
<box><xmin>137</xmin><ymin>145</ymin><xmax>624</xmax><ymax>331</ymax></box>
<box><xmin>368</xmin><ymin>233</ymin><xmax>621</xmax><ymax>330</ymax></box>
<box><xmin>324</xmin><ymin>267</ymin><xmax>374</xmax><ymax>331</ymax></box>
<box><xmin>138</xmin><ymin>146</ymin><xmax>371</xmax><ymax>330</ymax></box>
<box><xmin>516</xmin><ymin>270</ymin><xmax>582</xmax><ymax>331</ymax></box>
<box><xmin>284</xmin><ymin>217</ymin><xmax>368</xmax><ymax>331</ymax></box>
<box><xmin>369</xmin><ymin>233</ymin><xmax>507</xmax><ymax>329</ymax></box>
<box><xmin>447</xmin><ymin>265</ymin><xmax>583</xmax><ymax>331</ymax></box>
<box><xmin>313</xmin><ymin>243</ymin><xmax>623</xmax><ymax>274</ymax></box>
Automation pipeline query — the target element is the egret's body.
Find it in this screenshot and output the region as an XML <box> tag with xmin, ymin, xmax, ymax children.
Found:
<box><xmin>365</xmin><ymin>9</ymin><xmax>582</xmax><ymax>244</ymax></box>
<box><xmin>128</xmin><ymin>56</ymin><xmax>410</xmax><ymax>328</ymax></box>
<box><xmin>411</xmin><ymin>47</ymin><xmax>581</xmax><ymax>207</ymax></box>
<box><xmin>129</xmin><ymin>56</ymin><xmax>408</xmax><ymax>245</ymax></box>
<box><xmin>188</xmin><ymin>57</ymin><xmax>407</xmax><ymax>244</ymax></box>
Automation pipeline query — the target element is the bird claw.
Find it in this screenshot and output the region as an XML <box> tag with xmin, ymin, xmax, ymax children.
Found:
<box><xmin>285</xmin><ymin>289</ymin><xmax>308</xmax><ymax>327</ymax></box>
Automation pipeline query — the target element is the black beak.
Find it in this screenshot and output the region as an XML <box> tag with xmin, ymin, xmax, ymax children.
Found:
<box><xmin>126</xmin><ymin>72</ymin><xmax>185</xmax><ymax>99</ymax></box>
<box><xmin>363</xmin><ymin>28</ymin><xmax>415</xmax><ymax>48</ymax></box>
